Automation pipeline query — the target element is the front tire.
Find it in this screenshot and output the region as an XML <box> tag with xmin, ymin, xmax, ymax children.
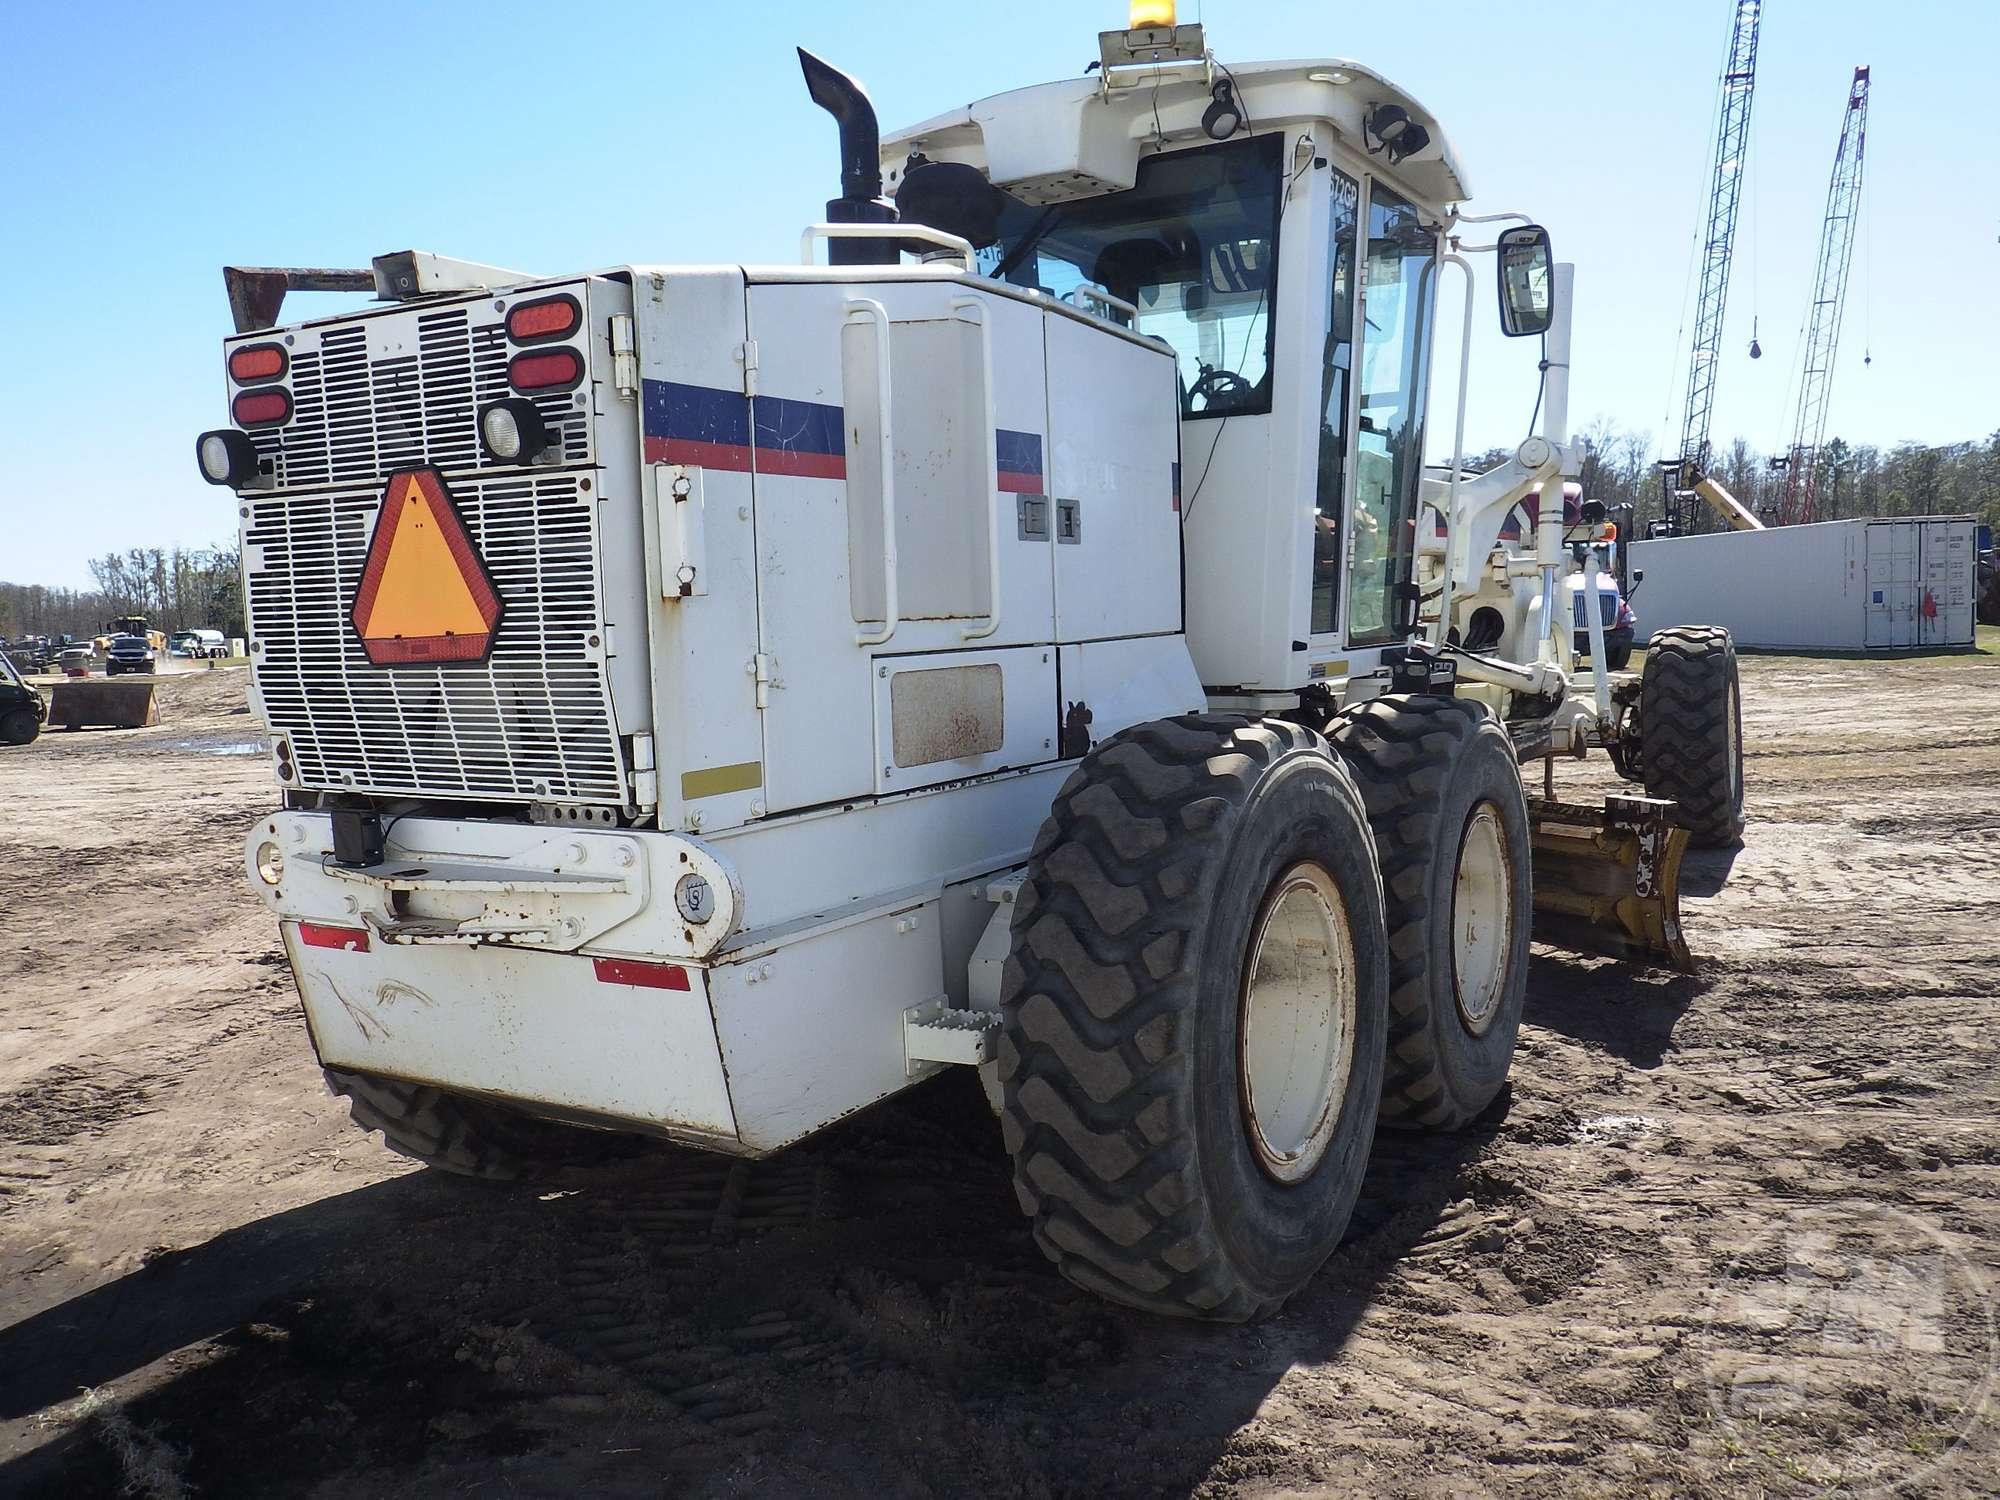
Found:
<box><xmin>2</xmin><ymin>707</ymin><xmax>38</xmax><ymax>745</ymax></box>
<box><xmin>1639</xmin><ymin>626</ymin><xmax>1746</xmax><ymax>847</ymax></box>
<box><xmin>999</xmin><ymin>716</ymin><xmax>1389</xmax><ymax>1322</ymax></box>
<box><xmin>1330</xmin><ymin>696</ymin><xmax>1532</xmax><ymax>1132</ymax></box>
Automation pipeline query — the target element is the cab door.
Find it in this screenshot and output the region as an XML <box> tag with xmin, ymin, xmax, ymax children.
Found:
<box><xmin>1341</xmin><ymin>177</ymin><xmax>1437</xmax><ymax>649</ymax></box>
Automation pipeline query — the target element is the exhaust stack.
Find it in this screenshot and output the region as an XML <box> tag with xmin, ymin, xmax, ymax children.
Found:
<box><xmin>798</xmin><ymin>48</ymin><xmax>897</xmax><ymax>265</ymax></box>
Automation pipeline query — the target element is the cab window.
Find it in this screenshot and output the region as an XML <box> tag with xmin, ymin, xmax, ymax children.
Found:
<box><xmin>981</xmin><ymin>134</ymin><xmax>1284</xmax><ymax>419</ymax></box>
<box><xmin>1311</xmin><ymin>167</ymin><xmax>1362</xmax><ymax>635</ymax></box>
<box><xmin>1342</xmin><ymin>182</ymin><xmax>1436</xmax><ymax>646</ymax></box>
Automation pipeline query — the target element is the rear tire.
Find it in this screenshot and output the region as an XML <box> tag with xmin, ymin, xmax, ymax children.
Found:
<box><xmin>2</xmin><ymin>708</ymin><xmax>38</xmax><ymax>745</ymax></box>
<box><xmin>1639</xmin><ymin>626</ymin><xmax>1746</xmax><ymax>847</ymax></box>
<box><xmin>1329</xmin><ymin>696</ymin><xmax>1532</xmax><ymax>1132</ymax></box>
<box><xmin>326</xmin><ymin>1068</ymin><xmax>638</xmax><ymax>1181</ymax></box>
<box><xmin>999</xmin><ymin>715</ymin><xmax>1389</xmax><ymax>1322</ymax></box>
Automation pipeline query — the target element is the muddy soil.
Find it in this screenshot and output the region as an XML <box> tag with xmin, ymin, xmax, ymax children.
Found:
<box><xmin>2</xmin><ymin>652</ymin><xmax>1996</xmax><ymax>1498</ymax></box>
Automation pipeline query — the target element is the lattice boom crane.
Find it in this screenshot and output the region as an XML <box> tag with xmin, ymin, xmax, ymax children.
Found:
<box><xmin>1776</xmin><ymin>65</ymin><xmax>1870</xmax><ymax>527</ymax></box>
<box><xmin>1666</xmin><ymin>0</ymin><xmax>1762</xmax><ymax>535</ymax></box>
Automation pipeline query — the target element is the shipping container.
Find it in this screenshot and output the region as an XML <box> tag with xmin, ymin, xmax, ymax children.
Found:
<box><xmin>1628</xmin><ymin>516</ymin><xmax>1978</xmax><ymax>652</ymax></box>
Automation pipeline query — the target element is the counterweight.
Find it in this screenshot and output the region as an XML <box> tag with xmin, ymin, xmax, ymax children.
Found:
<box><xmin>1775</xmin><ymin>65</ymin><xmax>1870</xmax><ymax>527</ymax></box>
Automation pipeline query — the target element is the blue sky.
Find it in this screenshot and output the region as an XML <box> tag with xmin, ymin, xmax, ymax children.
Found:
<box><xmin>3</xmin><ymin>0</ymin><xmax>1994</xmax><ymax>588</ymax></box>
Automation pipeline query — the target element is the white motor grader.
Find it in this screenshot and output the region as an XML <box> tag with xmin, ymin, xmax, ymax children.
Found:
<box><xmin>206</xmin><ymin>8</ymin><xmax>1743</xmax><ymax>1321</ymax></box>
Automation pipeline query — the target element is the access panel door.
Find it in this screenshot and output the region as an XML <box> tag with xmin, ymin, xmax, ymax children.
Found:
<box><xmin>747</xmin><ymin>282</ymin><xmax>1057</xmax><ymax>816</ymax></box>
<box><xmin>1045</xmin><ymin>312</ymin><xmax>1180</xmax><ymax>643</ymax></box>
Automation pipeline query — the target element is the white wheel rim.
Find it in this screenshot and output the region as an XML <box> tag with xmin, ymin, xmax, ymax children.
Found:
<box><xmin>1452</xmin><ymin>804</ymin><xmax>1513</xmax><ymax>1036</ymax></box>
<box><xmin>1239</xmin><ymin>862</ymin><xmax>1357</xmax><ymax>1184</ymax></box>
<box><xmin>1727</xmin><ymin>676</ymin><xmax>1742</xmax><ymax>809</ymax></box>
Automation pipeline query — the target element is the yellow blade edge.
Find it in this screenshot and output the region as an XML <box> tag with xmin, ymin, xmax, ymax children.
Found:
<box><xmin>1528</xmin><ymin>794</ymin><xmax>1694</xmax><ymax>973</ymax></box>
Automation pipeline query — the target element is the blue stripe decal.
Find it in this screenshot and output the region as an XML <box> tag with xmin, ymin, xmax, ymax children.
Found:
<box><xmin>996</xmin><ymin>429</ymin><xmax>1043</xmax><ymax>478</ymax></box>
<box><xmin>643</xmin><ymin>379</ymin><xmax>749</xmax><ymax>449</ymax></box>
<box><xmin>753</xmin><ymin>391</ymin><xmax>847</xmax><ymax>463</ymax></box>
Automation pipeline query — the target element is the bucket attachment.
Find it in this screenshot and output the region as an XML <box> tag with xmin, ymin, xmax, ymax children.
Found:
<box><xmin>1528</xmin><ymin>794</ymin><xmax>1692</xmax><ymax>972</ymax></box>
<box><xmin>47</xmin><ymin>679</ymin><xmax>160</xmax><ymax>731</ymax></box>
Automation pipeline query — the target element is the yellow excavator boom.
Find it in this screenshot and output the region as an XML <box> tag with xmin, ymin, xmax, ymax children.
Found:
<box><xmin>1693</xmin><ymin>475</ymin><xmax>1764</xmax><ymax>532</ymax></box>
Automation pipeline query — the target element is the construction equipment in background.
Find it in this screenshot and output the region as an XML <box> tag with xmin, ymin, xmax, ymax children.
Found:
<box><xmin>1661</xmin><ymin>0</ymin><xmax>1763</xmax><ymax>536</ymax></box>
<box><xmin>1771</xmin><ymin>65</ymin><xmax>1870</xmax><ymax>527</ymax></box>
<box><xmin>1691</xmin><ymin>473</ymin><xmax>1764</xmax><ymax>532</ymax></box>
<box><xmin>204</xmin><ymin>6</ymin><xmax>1748</xmax><ymax>1322</ymax></box>
<box><xmin>95</xmin><ymin>615</ymin><xmax>168</xmax><ymax>654</ymax></box>
<box><xmin>46</xmin><ymin>678</ymin><xmax>160</xmax><ymax>731</ymax></box>
<box><xmin>0</xmin><ymin>653</ymin><xmax>47</xmax><ymax>744</ymax></box>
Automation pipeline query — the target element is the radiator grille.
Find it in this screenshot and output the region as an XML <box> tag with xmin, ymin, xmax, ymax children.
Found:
<box><xmin>245</xmin><ymin>298</ymin><xmax>590</xmax><ymax>490</ymax></box>
<box><xmin>244</xmin><ymin>472</ymin><xmax>625</xmax><ymax>805</ymax></box>
<box><xmin>1572</xmin><ymin>591</ymin><xmax>1621</xmax><ymax>628</ymax></box>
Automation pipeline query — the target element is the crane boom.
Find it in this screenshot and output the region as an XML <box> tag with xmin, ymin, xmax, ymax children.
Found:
<box><xmin>1666</xmin><ymin>0</ymin><xmax>1762</xmax><ymax>534</ymax></box>
<box><xmin>1776</xmin><ymin>65</ymin><xmax>1870</xmax><ymax>527</ymax></box>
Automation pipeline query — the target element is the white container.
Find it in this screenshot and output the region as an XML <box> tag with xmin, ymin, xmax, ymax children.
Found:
<box><xmin>1629</xmin><ymin>516</ymin><xmax>1978</xmax><ymax>652</ymax></box>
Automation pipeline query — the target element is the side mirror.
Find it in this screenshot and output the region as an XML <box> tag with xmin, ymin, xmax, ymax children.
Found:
<box><xmin>1496</xmin><ymin>224</ymin><xmax>1554</xmax><ymax>338</ymax></box>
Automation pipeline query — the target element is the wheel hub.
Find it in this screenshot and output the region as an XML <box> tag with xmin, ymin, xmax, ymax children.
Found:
<box><xmin>1238</xmin><ymin>862</ymin><xmax>1358</xmax><ymax>1184</ymax></box>
<box><xmin>1451</xmin><ymin>803</ymin><xmax>1513</xmax><ymax>1036</ymax></box>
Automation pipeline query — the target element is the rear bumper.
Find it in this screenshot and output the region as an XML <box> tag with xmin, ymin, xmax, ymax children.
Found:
<box><xmin>249</xmin><ymin>808</ymin><xmax>993</xmax><ymax>1156</ymax></box>
<box><xmin>283</xmin><ymin>919</ymin><xmax>744</xmax><ymax>1149</ymax></box>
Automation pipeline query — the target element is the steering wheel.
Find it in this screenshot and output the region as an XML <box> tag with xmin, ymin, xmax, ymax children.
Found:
<box><xmin>1187</xmin><ymin>364</ymin><xmax>1252</xmax><ymax>412</ymax></box>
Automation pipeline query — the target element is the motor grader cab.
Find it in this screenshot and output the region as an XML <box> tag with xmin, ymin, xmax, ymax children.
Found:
<box><xmin>205</xmin><ymin>7</ymin><xmax>1744</xmax><ymax>1322</ymax></box>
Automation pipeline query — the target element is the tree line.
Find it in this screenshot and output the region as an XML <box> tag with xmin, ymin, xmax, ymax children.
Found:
<box><xmin>1513</xmin><ymin>424</ymin><xmax>2000</xmax><ymax>536</ymax></box>
<box><xmin>0</xmin><ymin>544</ymin><xmax>245</xmax><ymax>642</ymax></box>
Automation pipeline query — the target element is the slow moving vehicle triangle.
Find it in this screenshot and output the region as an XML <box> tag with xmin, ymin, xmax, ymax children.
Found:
<box><xmin>350</xmin><ymin>468</ymin><xmax>503</xmax><ymax>665</ymax></box>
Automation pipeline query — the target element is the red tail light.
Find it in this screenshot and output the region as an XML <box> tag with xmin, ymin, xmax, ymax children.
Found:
<box><xmin>228</xmin><ymin>343</ymin><xmax>288</xmax><ymax>383</ymax></box>
<box><xmin>506</xmin><ymin>294</ymin><xmax>580</xmax><ymax>344</ymax></box>
<box><xmin>298</xmin><ymin>921</ymin><xmax>370</xmax><ymax>952</ymax></box>
<box><xmin>508</xmin><ymin>348</ymin><xmax>583</xmax><ymax>392</ymax></box>
<box><xmin>592</xmin><ymin>957</ymin><xmax>691</xmax><ymax>991</ymax></box>
<box><xmin>233</xmin><ymin>388</ymin><xmax>293</xmax><ymax>427</ymax></box>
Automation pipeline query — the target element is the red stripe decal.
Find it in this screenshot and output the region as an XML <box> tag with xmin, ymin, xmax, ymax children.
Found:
<box><xmin>593</xmin><ymin>956</ymin><xmax>692</xmax><ymax>991</ymax></box>
<box><xmin>755</xmin><ymin>449</ymin><xmax>848</xmax><ymax>480</ymax></box>
<box><xmin>645</xmin><ymin>435</ymin><xmax>755</xmax><ymax>471</ymax></box>
<box><xmin>641</xmin><ymin>436</ymin><xmax>845</xmax><ymax>479</ymax></box>
<box><xmin>299</xmin><ymin>921</ymin><xmax>370</xmax><ymax>952</ymax></box>
<box><xmin>997</xmin><ymin>470</ymin><xmax>1044</xmax><ymax>495</ymax></box>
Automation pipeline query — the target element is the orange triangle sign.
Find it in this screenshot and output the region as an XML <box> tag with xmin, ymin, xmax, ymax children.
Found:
<box><xmin>350</xmin><ymin>469</ymin><xmax>503</xmax><ymax>665</ymax></box>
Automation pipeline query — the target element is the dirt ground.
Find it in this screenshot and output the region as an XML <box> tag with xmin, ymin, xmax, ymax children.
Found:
<box><xmin>2</xmin><ymin>647</ymin><xmax>1996</xmax><ymax>1499</ymax></box>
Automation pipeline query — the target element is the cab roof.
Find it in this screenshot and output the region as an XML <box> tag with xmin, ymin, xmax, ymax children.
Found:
<box><xmin>882</xmin><ymin>57</ymin><xmax>1468</xmax><ymax>212</ymax></box>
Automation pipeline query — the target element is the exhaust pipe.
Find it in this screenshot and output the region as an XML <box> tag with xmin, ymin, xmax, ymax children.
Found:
<box><xmin>798</xmin><ymin>48</ymin><xmax>898</xmax><ymax>266</ymax></box>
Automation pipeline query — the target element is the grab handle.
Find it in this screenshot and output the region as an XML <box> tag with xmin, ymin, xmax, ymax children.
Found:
<box><xmin>846</xmin><ymin>297</ymin><xmax>899</xmax><ymax>647</ymax></box>
<box><xmin>952</xmin><ymin>295</ymin><xmax>1003</xmax><ymax>641</ymax></box>
<box><xmin>804</xmin><ymin>224</ymin><xmax>976</xmax><ymax>271</ymax></box>
<box><xmin>1068</xmin><ymin>284</ymin><xmax>1139</xmax><ymax>324</ymax></box>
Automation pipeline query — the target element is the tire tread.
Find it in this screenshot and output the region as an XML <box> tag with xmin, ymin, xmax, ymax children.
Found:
<box><xmin>1000</xmin><ymin>715</ymin><xmax>1347</xmax><ymax>1321</ymax></box>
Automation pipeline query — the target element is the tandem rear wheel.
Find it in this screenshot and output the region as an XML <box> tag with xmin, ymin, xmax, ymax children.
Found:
<box><xmin>1329</xmin><ymin>695</ymin><xmax>1533</xmax><ymax>1132</ymax></box>
<box><xmin>998</xmin><ymin>715</ymin><xmax>1390</xmax><ymax>1322</ymax></box>
<box><xmin>324</xmin><ymin>1068</ymin><xmax>641</xmax><ymax>1182</ymax></box>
